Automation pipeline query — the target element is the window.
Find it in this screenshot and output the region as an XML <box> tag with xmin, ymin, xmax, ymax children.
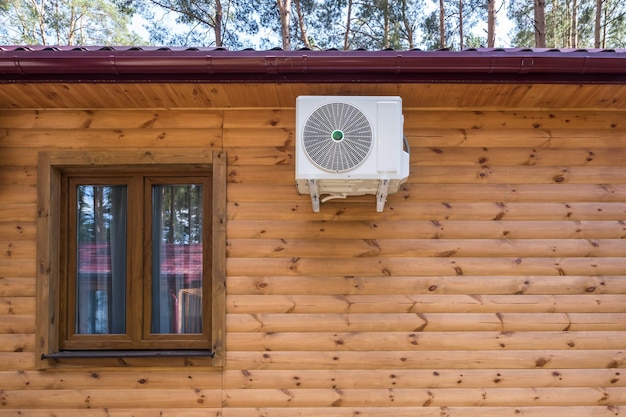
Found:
<box><xmin>36</xmin><ymin>150</ymin><xmax>226</xmax><ymax>367</ymax></box>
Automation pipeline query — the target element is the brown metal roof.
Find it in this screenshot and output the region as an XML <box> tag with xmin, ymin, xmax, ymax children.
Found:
<box><xmin>1</xmin><ymin>47</ymin><xmax>625</xmax><ymax>84</ymax></box>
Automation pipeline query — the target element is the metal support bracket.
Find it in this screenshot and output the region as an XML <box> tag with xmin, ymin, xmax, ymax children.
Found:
<box><xmin>376</xmin><ymin>179</ymin><xmax>389</xmax><ymax>212</ymax></box>
<box><xmin>308</xmin><ymin>179</ymin><xmax>320</xmax><ymax>212</ymax></box>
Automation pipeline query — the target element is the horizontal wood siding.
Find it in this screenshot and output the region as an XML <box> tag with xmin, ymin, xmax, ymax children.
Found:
<box><xmin>0</xmin><ymin>108</ymin><xmax>625</xmax><ymax>415</ymax></box>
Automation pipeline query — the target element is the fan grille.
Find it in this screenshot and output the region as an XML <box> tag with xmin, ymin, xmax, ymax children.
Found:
<box><xmin>302</xmin><ymin>102</ymin><xmax>373</xmax><ymax>172</ymax></box>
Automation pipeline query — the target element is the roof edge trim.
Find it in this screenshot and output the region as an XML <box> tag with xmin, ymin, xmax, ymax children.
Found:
<box><xmin>1</xmin><ymin>49</ymin><xmax>625</xmax><ymax>84</ymax></box>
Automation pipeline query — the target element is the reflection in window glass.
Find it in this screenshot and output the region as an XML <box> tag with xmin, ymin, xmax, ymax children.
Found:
<box><xmin>76</xmin><ymin>185</ymin><xmax>127</xmax><ymax>334</ymax></box>
<box><xmin>151</xmin><ymin>184</ymin><xmax>203</xmax><ymax>334</ymax></box>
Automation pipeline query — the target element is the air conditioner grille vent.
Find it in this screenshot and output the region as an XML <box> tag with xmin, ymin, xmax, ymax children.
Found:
<box><xmin>302</xmin><ymin>102</ymin><xmax>373</xmax><ymax>172</ymax></box>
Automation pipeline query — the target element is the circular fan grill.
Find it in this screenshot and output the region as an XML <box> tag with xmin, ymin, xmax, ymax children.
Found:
<box><xmin>302</xmin><ymin>102</ymin><xmax>373</xmax><ymax>172</ymax></box>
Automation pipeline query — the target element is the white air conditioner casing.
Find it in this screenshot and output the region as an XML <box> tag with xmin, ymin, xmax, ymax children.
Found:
<box><xmin>295</xmin><ymin>95</ymin><xmax>409</xmax><ymax>212</ymax></box>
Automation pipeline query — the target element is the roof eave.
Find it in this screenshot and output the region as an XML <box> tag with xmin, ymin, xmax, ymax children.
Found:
<box><xmin>1</xmin><ymin>49</ymin><xmax>625</xmax><ymax>84</ymax></box>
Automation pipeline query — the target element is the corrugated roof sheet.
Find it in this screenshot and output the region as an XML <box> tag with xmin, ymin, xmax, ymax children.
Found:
<box><xmin>2</xmin><ymin>46</ymin><xmax>626</xmax><ymax>53</ymax></box>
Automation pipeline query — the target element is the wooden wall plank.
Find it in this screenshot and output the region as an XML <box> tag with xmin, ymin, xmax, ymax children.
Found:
<box><xmin>0</xmin><ymin>185</ymin><xmax>35</xmax><ymax>202</ymax></box>
<box><xmin>226</xmin><ymin>257</ymin><xmax>626</xmax><ymax>277</ymax></box>
<box><xmin>0</xmin><ymin>241</ymin><xmax>36</xmax><ymax>260</ymax></box>
<box><xmin>222</xmin><ymin>368</ymin><xmax>625</xmax><ymax>389</ymax></box>
<box><xmin>1</xmin><ymin>407</ymin><xmax>598</xmax><ymax>417</ymax></box>
<box><xmin>229</xmin><ymin>183</ymin><xmax>626</xmax><ymax>202</ymax></box>
<box><xmin>0</xmin><ymin>389</ymin><xmax>222</xmax><ymax>408</ymax></box>
<box><xmin>0</xmin><ymin>370</ymin><xmax>223</xmax><ymax>390</ymax></box>
<box><xmin>412</xmin><ymin>165</ymin><xmax>626</xmax><ymax>184</ymax></box>
<box><xmin>220</xmin><ymin>387</ymin><xmax>626</xmax><ymax>407</ymax></box>
<box><xmin>0</xmin><ymin>167</ymin><xmax>37</xmax><ymax>186</ymax></box>
<box><xmin>227</xmin><ymin>164</ymin><xmax>626</xmax><ymax>184</ymax></box>
<box><xmin>226</xmin><ymin>331</ymin><xmax>626</xmax><ymax>351</ymax></box>
<box><xmin>0</xmin><ymin>297</ymin><xmax>35</xmax><ymax>315</ymax></box>
<box><xmin>227</xmin><ymin>220</ymin><xmax>626</xmax><ymax>239</ymax></box>
<box><xmin>227</xmin><ymin>276</ymin><xmax>625</xmax><ymax>296</ymax></box>
<box><xmin>0</xmin><ymin>260</ymin><xmax>35</xmax><ymax>278</ymax></box>
<box><xmin>226</xmin><ymin>313</ymin><xmax>626</xmax><ymax>333</ymax></box>
<box><xmin>403</xmin><ymin>110</ymin><xmax>626</xmax><ymax>130</ymax></box>
<box><xmin>227</xmin><ymin>238</ymin><xmax>626</xmax><ymax>258</ymax></box>
<box><xmin>223</xmin><ymin>128</ymin><xmax>294</xmax><ymax>147</ymax></box>
<box><xmin>223</xmin><ymin>110</ymin><xmax>295</xmax><ymax>129</ymax></box>
<box><xmin>0</xmin><ymin>315</ymin><xmax>35</xmax><ymax>333</ymax></box>
<box><xmin>0</xmin><ymin>278</ymin><xmax>35</xmax><ymax>297</ymax></box>
<box><xmin>0</xmin><ymin>352</ymin><xmax>35</xmax><ymax>371</ymax></box>
<box><xmin>0</xmin><ymin>368</ymin><xmax>620</xmax><ymax>390</ymax></box>
<box><xmin>409</xmin><ymin>147</ymin><xmax>626</xmax><ymax>166</ymax></box>
<box><xmin>227</xmin><ymin>201</ymin><xmax>626</xmax><ymax>221</ymax></box>
<box><xmin>0</xmin><ymin>223</ymin><xmax>37</xmax><ymax>241</ymax></box>
<box><xmin>405</xmin><ymin>129</ymin><xmax>626</xmax><ymax>148</ymax></box>
<box><xmin>226</xmin><ymin>294</ymin><xmax>626</xmax><ymax>314</ymax></box>
<box><xmin>0</xmin><ymin>110</ymin><xmax>223</xmax><ymax>129</ymax></box>
<box><xmin>1</xmin><ymin>129</ymin><xmax>222</xmax><ymax>148</ymax></box>
<box><xmin>218</xmin><ymin>405</ymin><xmax>625</xmax><ymax>417</ymax></box>
<box><xmin>219</xmin><ymin>407</ymin><xmax>626</xmax><ymax>417</ymax></box>
<box><xmin>0</xmin><ymin>149</ymin><xmax>38</xmax><ymax>166</ymax></box>
<box><xmin>0</xmin><ymin>334</ymin><xmax>35</xmax><ymax>352</ymax></box>
<box><xmin>0</xmin><ymin>203</ymin><xmax>37</xmax><ymax>222</ymax></box>
<box><xmin>226</xmin><ymin>350</ymin><xmax>625</xmax><ymax>370</ymax></box>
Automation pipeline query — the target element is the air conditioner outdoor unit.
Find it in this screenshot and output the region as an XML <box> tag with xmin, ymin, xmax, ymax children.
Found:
<box><xmin>295</xmin><ymin>95</ymin><xmax>410</xmax><ymax>212</ymax></box>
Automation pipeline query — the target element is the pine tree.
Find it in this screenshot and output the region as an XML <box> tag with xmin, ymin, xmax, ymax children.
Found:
<box><xmin>0</xmin><ymin>0</ymin><xmax>142</xmax><ymax>45</ymax></box>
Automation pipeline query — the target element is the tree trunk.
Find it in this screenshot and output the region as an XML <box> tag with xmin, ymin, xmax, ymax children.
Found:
<box><xmin>215</xmin><ymin>0</ymin><xmax>223</xmax><ymax>47</ymax></box>
<box><xmin>487</xmin><ymin>0</ymin><xmax>496</xmax><ymax>47</ymax></box>
<box><xmin>439</xmin><ymin>0</ymin><xmax>446</xmax><ymax>48</ymax></box>
<box><xmin>294</xmin><ymin>0</ymin><xmax>310</xmax><ymax>48</ymax></box>
<box><xmin>382</xmin><ymin>0</ymin><xmax>390</xmax><ymax>49</ymax></box>
<box><xmin>594</xmin><ymin>0</ymin><xmax>601</xmax><ymax>47</ymax></box>
<box><xmin>277</xmin><ymin>0</ymin><xmax>292</xmax><ymax>50</ymax></box>
<box><xmin>401</xmin><ymin>0</ymin><xmax>414</xmax><ymax>49</ymax></box>
<box><xmin>570</xmin><ymin>0</ymin><xmax>577</xmax><ymax>48</ymax></box>
<box><xmin>94</xmin><ymin>187</ymin><xmax>105</xmax><ymax>241</ymax></box>
<box><xmin>534</xmin><ymin>0</ymin><xmax>546</xmax><ymax>47</ymax></box>
<box><xmin>54</xmin><ymin>0</ymin><xmax>61</xmax><ymax>45</ymax></box>
<box><xmin>33</xmin><ymin>0</ymin><xmax>46</xmax><ymax>45</ymax></box>
<box><xmin>343</xmin><ymin>0</ymin><xmax>352</xmax><ymax>50</ymax></box>
<box><xmin>459</xmin><ymin>0</ymin><xmax>464</xmax><ymax>50</ymax></box>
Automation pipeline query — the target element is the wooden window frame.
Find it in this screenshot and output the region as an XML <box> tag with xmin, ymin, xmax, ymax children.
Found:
<box><xmin>36</xmin><ymin>150</ymin><xmax>226</xmax><ymax>368</ymax></box>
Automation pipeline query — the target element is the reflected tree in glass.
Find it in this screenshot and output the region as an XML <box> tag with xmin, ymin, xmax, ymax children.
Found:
<box><xmin>76</xmin><ymin>185</ymin><xmax>127</xmax><ymax>334</ymax></box>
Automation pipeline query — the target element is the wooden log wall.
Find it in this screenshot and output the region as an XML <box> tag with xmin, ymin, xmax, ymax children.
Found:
<box><xmin>0</xmin><ymin>107</ymin><xmax>626</xmax><ymax>416</ymax></box>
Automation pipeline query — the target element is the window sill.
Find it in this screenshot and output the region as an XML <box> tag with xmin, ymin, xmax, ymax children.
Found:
<box><xmin>42</xmin><ymin>350</ymin><xmax>215</xmax><ymax>360</ymax></box>
<box><xmin>39</xmin><ymin>350</ymin><xmax>219</xmax><ymax>368</ymax></box>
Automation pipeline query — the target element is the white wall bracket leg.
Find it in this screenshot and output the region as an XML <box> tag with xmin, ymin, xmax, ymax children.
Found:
<box><xmin>376</xmin><ymin>179</ymin><xmax>389</xmax><ymax>212</ymax></box>
<box><xmin>308</xmin><ymin>179</ymin><xmax>320</xmax><ymax>212</ymax></box>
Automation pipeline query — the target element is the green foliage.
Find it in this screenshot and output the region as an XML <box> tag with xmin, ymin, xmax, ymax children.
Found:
<box><xmin>306</xmin><ymin>0</ymin><xmax>347</xmax><ymax>49</ymax></box>
<box><xmin>133</xmin><ymin>0</ymin><xmax>258</xmax><ymax>47</ymax></box>
<box><xmin>0</xmin><ymin>0</ymin><xmax>624</xmax><ymax>50</ymax></box>
<box><xmin>0</xmin><ymin>0</ymin><xmax>143</xmax><ymax>45</ymax></box>
<box><xmin>507</xmin><ymin>1</ymin><xmax>534</xmax><ymax>47</ymax></box>
<box><xmin>507</xmin><ymin>0</ymin><xmax>626</xmax><ymax>48</ymax></box>
<box><xmin>420</xmin><ymin>0</ymin><xmax>488</xmax><ymax>50</ymax></box>
<box><xmin>599</xmin><ymin>0</ymin><xmax>626</xmax><ymax>48</ymax></box>
<box><xmin>348</xmin><ymin>0</ymin><xmax>411</xmax><ymax>50</ymax></box>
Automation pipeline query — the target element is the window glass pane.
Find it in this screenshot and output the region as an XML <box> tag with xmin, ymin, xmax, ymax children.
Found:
<box><xmin>76</xmin><ymin>185</ymin><xmax>127</xmax><ymax>334</ymax></box>
<box><xmin>152</xmin><ymin>184</ymin><xmax>203</xmax><ymax>334</ymax></box>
